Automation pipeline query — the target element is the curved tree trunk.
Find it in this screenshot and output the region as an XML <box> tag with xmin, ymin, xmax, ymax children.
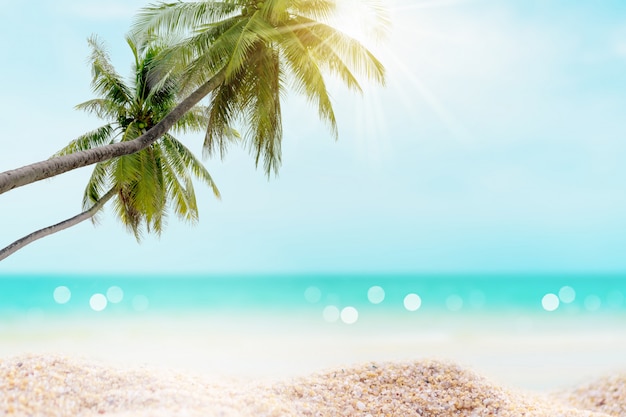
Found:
<box><xmin>0</xmin><ymin>188</ymin><xmax>117</xmax><ymax>261</ymax></box>
<box><xmin>0</xmin><ymin>69</ymin><xmax>226</xmax><ymax>196</ymax></box>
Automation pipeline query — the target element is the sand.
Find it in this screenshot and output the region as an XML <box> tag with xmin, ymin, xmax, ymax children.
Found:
<box><xmin>0</xmin><ymin>354</ymin><xmax>624</xmax><ymax>417</ymax></box>
<box><xmin>554</xmin><ymin>374</ymin><xmax>626</xmax><ymax>417</ymax></box>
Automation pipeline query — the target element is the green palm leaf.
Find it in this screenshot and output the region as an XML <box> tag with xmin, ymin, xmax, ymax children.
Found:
<box><xmin>291</xmin><ymin>16</ymin><xmax>385</xmax><ymax>84</ymax></box>
<box><xmin>162</xmin><ymin>133</ymin><xmax>220</xmax><ymax>198</ymax></box>
<box><xmin>133</xmin><ymin>1</ymin><xmax>239</xmax><ymax>39</ymax></box>
<box><xmin>55</xmin><ymin>35</ymin><xmax>221</xmax><ymax>240</ymax></box>
<box><xmin>83</xmin><ymin>159</ymin><xmax>114</xmax><ymax>212</ymax></box>
<box><xmin>54</xmin><ymin>125</ymin><xmax>116</xmax><ymax>156</ymax></box>
<box><xmin>87</xmin><ymin>36</ymin><xmax>132</xmax><ymax>106</ymax></box>
<box><xmin>75</xmin><ymin>99</ymin><xmax>127</xmax><ymax>120</ymax></box>
<box><xmin>134</xmin><ymin>0</ymin><xmax>387</xmax><ymax>176</ymax></box>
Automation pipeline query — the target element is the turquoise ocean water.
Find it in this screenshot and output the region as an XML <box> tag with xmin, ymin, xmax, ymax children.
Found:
<box><xmin>0</xmin><ymin>273</ymin><xmax>624</xmax><ymax>320</ymax></box>
<box><xmin>1</xmin><ymin>273</ymin><xmax>625</xmax><ymax>390</ymax></box>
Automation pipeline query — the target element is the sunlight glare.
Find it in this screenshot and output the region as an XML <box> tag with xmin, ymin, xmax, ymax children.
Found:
<box><xmin>329</xmin><ymin>0</ymin><xmax>390</xmax><ymax>51</ymax></box>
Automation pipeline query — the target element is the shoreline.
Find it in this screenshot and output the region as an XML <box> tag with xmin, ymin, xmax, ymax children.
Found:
<box><xmin>0</xmin><ymin>311</ymin><xmax>625</xmax><ymax>391</ymax></box>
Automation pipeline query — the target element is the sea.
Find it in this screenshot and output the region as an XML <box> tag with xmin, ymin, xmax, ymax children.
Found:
<box><xmin>0</xmin><ymin>273</ymin><xmax>625</xmax><ymax>389</ymax></box>
<box><xmin>0</xmin><ymin>273</ymin><xmax>624</xmax><ymax>318</ymax></box>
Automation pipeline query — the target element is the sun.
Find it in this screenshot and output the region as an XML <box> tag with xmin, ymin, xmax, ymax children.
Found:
<box><xmin>327</xmin><ymin>0</ymin><xmax>391</xmax><ymax>51</ymax></box>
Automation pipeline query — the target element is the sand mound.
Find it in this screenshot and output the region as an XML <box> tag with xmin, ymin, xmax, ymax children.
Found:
<box><xmin>0</xmin><ymin>355</ymin><xmax>272</xmax><ymax>417</ymax></box>
<box><xmin>553</xmin><ymin>374</ymin><xmax>626</xmax><ymax>417</ymax></box>
<box><xmin>273</xmin><ymin>360</ymin><xmax>606</xmax><ymax>417</ymax></box>
<box><xmin>0</xmin><ymin>354</ymin><xmax>616</xmax><ymax>417</ymax></box>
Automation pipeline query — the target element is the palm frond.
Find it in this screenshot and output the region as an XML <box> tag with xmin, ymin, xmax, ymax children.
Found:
<box><xmin>82</xmin><ymin>159</ymin><xmax>114</xmax><ymax>211</ymax></box>
<box><xmin>87</xmin><ymin>36</ymin><xmax>132</xmax><ymax>106</ymax></box>
<box><xmin>112</xmin><ymin>147</ymin><xmax>164</xmax><ymax>239</ymax></box>
<box><xmin>243</xmin><ymin>43</ymin><xmax>284</xmax><ymax>175</ymax></box>
<box><xmin>172</xmin><ymin>105</ymin><xmax>210</xmax><ymax>133</ymax></box>
<box><xmin>279</xmin><ymin>27</ymin><xmax>338</xmax><ymax>138</ymax></box>
<box><xmin>159</xmin><ymin>150</ymin><xmax>198</xmax><ymax>223</ymax></box>
<box><xmin>286</xmin><ymin>21</ymin><xmax>362</xmax><ymax>93</ymax></box>
<box><xmin>203</xmin><ymin>66</ymin><xmax>246</xmax><ymax>160</ymax></box>
<box><xmin>222</xmin><ymin>13</ymin><xmax>265</xmax><ymax>79</ymax></box>
<box><xmin>162</xmin><ymin>133</ymin><xmax>220</xmax><ymax>198</ymax></box>
<box><xmin>137</xmin><ymin>145</ymin><xmax>167</xmax><ymax>235</ymax></box>
<box><xmin>132</xmin><ymin>1</ymin><xmax>240</xmax><ymax>40</ymax></box>
<box><xmin>174</xmin><ymin>14</ymin><xmax>245</xmax><ymax>88</ymax></box>
<box><xmin>348</xmin><ymin>0</ymin><xmax>392</xmax><ymax>42</ymax></box>
<box><xmin>54</xmin><ymin>125</ymin><xmax>116</xmax><ymax>157</ymax></box>
<box><xmin>290</xmin><ymin>16</ymin><xmax>386</xmax><ymax>85</ymax></box>
<box><xmin>113</xmin><ymin>185</ymin><xmax>144</xmax><ymax>240</ymax></box>
<box><xmin>75</xmin><ymin>99</ymin><xmax>126</xmax><ymax>120</ymax></box>
<box><xmin>290</xmin><ymin>0</ymin><xmax>337</xmax><ymax>22</ymax></box>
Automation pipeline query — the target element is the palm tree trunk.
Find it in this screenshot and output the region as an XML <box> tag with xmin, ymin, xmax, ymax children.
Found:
<box><xmin>0</xmin><ymin>188</ymin><xmax>117</xmax><ymax>261</ymax></box>
<box><xmin>0</xmin><ymin>69</ymin><xmax>226</xmax><ymax>196</ymax></box>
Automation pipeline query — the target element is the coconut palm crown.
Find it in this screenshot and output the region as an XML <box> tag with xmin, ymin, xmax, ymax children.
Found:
<box><xmin>0</xmin><ymin>0</ymin><xmax>387</xmax><ymax>196</ymax></box>
<box><xmin>55</xmin><ymin>35</ymin><xmax>224</xmax><ymax>240</ymax></box>
<box><xmin>133</xmin><ymin>0</ymin><xmax>388</xmax><ymax>175</ymax></box>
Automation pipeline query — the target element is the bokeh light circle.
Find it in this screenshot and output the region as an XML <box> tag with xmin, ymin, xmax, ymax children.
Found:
<box><xmin>53</xmin><ymin>286</ymin><xmax>71</xmax><ymax>304</ymax></box>
<box><xmin>367</xmin><ymin>286</ymin><xmax>385</xmax><ymax>304</ymax></box>
<box><xmin>403</xmin><ymin>293</ymin><xmax>422</xmax><ymax>311</ymax></box>
<box><xmin>304</xmin><ymin>286</ymin><xmax>322</xmax><ymax>303</ymax></box>
<box><xmin>340</xmin><ymin>306</ymin><xmax>359</xmax><ymax>324</ymax></box>
<box><xmin>541</xmin><ymin>293</ymin><xmax>559</xmax><ymax>312</ymax></box>
<box><xmin>446</xmin><ymin>294</ymin><xmax>463</xmax><ymax>312</ymax></box>
<box><xmin>558</xmin><ymin>286</ymin><xmax>576</xmax><ymax>304</ymax></box>
<box><xmin>106</xmin><ymin>286</ymin><xmax>124</xmax><ymax>304</ymax></box>
<box><xmin>89</xmin><ymin>294</ymin><xmax>107</xmax><ymax>312</ymax></box>
<box><xmin>584</xmin><ymin>295</ymin><xmax>601</xmax><ymax>311</ymax></box>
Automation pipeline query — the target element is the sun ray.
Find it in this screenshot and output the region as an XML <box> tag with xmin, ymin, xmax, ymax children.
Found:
<box><xmin>319</xmin><ymin>0</ymin><xmax>475</xmax><ymax>164</ymax></box>
<box><xmin>326</xmin><ymin>0</ymin><xmax>391</xmax><ymax>51</ymax></box>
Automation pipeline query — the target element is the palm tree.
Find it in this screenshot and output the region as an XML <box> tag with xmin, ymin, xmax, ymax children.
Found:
<box><xmin>0</xmin><ymin>35</ymin><xmax>222</xmax><ymax>261</ymax></box>
<box><xmin>0</xmin><ymin>189</ymin><xmax>116</xmax><ymax>261</ymax></box>
<box><xmin>0</xmin><ymin>0</ymin><xmax>387</xmax><ymax>194</ymax></box>
<box><xmin>133</xmin><ymin>0</ymin><xmax>388</xmax><ymax>175</ymax></box>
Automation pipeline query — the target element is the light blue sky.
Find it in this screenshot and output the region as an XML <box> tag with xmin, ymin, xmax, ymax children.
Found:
<box><xmin>1</xmin><ymin>0</ymin><xmax>625</xmax><ymax>275</ymax></box>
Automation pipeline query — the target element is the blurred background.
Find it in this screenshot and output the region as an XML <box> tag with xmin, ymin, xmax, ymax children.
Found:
<box><xmin>1</xmin><ymin>273</ymin><xmax>625</xmax><ymax>390</ymax></box>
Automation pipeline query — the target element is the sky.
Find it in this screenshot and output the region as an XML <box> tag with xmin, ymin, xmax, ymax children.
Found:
<box><xmin>1</xmin><ymin>0</ymin><xmax>626</xmax><ymax>275</ymax></box>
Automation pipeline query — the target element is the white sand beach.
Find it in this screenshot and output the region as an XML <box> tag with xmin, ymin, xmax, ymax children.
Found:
<box><xmin>0</xmin><ymin>311</ymin><xmax>625</xmax><ymax>415</ymax></box>
<box><xmin>2</xmin><ymin>311</ymin><xmax>625</xmax><ymax>386</ymax></box>
<box><xmin>0</xmin><ymin>353</ymin><xmax>625</xmax><ymax>416</ymax></box>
